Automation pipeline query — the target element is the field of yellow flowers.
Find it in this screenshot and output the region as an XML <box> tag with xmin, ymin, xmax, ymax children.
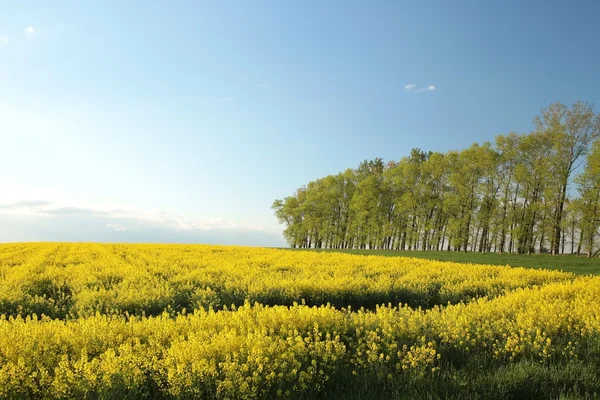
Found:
<box><xmin>1</xmin><ymin>243</ymin><xmax>600</xmax><ymax>399</ymax></box>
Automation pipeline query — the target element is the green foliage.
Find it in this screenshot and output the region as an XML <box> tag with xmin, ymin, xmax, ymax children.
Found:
<box><xmin>274</xmin><ymin>101</ymin><xmax>600</xmax><ymax>257</ymax></box>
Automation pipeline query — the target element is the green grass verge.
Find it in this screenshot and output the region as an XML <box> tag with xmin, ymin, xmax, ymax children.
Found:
<box><xmin>322</xmin><ymin>358</ymin><xmax>600</xmax><ymax>400</ymax></box>
<box><xmin>295</xmin><ymin>249</ymin><xmax>600</xmax><ymax>275</ymax></box>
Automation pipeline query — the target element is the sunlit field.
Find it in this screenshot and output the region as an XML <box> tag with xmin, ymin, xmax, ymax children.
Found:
<box><xmin>2</xmin><ymin>243</ymin><xmax>600</xmax><ymax>399</ymax></box>
<box><xmin>302</xmin><ymin>248</ymin><xmax>600</xmax><ymax>276</ymax></box>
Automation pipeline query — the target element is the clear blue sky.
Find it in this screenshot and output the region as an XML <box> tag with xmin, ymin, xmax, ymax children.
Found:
<box><xmin>1</xmin><ymin>0</ymin><xmax>599</xmax><ymax>246</ymax></box>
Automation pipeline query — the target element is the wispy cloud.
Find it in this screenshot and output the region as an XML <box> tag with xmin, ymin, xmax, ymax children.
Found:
<box><xmin>260</xmin><ymin>82</ymin><xmax>272</xmax><ymax>89</ymax></box>
<box><xmin>44</xmin><ymin>207</ymin><xmax>99</xmax><ymax>216</ymax></box>
<box><xmin>0</xmin><ymin>36</ymin><xmax>9</xmax><ymax>44</ymax></box>
<box><xmin>25</xmin><ymin>26</ymin><xmax>35</xmax><ymax>36</ymax></box>
<box><xmin>0</xmin><ymin>199</ymin><xmax>286</xmax><ymax>246</ymax></box>
<box><xmin>106</xmin><ymin>223</ymin><xmax>128</xmax><ymax>232</ymax></box>
<box><xmin>417</xmin><ymin>85</ymin><xmax>436</xmax><ymax>92</ymax></box>
<box><xmin>0</xmin><ymin>199</ymin><xmax>282</xmax><ymax>233</ymax></box>
<box><xmin>0</xmin><ymin>200</ymin><xmax>52</xmax><ymax>209</ymax></box>
<box><xmin>405</xmin><ymin>84</ymin><xmax>436</xmax><ymax>93</ymax></box>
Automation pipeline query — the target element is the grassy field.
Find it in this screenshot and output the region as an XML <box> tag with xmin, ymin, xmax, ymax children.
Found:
<box><xmin>299</xmin><ymin>248</ymin><xmax>600</xmax><ymax>275</ymax></box>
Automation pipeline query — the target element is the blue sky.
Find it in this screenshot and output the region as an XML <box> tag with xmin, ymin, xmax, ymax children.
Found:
<box><xmin>1</xmin><ymin>0</ymin><xmax>599</xmax><ymax>246</ymax></box>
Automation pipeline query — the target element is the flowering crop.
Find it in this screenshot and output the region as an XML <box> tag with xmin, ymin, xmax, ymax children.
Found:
<box><xmin>0</xmin><ymin>243</ymin><xmax>597</xmax><ymax>399</ymax></box>
<box><xmin>0</xmin><ymin>243</ymin><xmax>573</xmax><ymax>319</ymax></box>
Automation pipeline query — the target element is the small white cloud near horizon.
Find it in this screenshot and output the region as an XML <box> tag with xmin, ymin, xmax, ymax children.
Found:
<box><xmin>25</xmin><ymin>26</ymin><xmax>35</xmax><ymax>36</ymax></box>
<box><xmin>0</xmin><ymin>198</ymin><xmax>286</xmax><ymax>246</ymax></box>
<box><xmin>404</xmin><ymin>84</ymin><xmax>416</xmax><ymax>92</ymax></box>
<box><xmin>0</xmin><ymin>198</ymin><xmax>282</xmax><ymax>234</ymax></box>
<box><xmin>0</xmin><ymin>36</ymin><xmax>9</xmax><ymax>44</ymax></box>
<box><xmin>106</xmin><ymin>223</ymin><xmax>128</xmax><ymax>232</ymax></box>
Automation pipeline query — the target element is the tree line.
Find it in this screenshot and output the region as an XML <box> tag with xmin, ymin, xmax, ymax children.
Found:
<box><xmin>272</xmin><ymin>101</ymin><xmax>600</xmax><ymax>256</ymax></box>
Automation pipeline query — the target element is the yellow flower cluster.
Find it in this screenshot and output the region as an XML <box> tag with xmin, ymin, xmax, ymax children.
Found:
<box><xmin>0</xmin><ymin>243</ymin><xmax>573</xmax><ymax>318</ymax></box>
<box><xmin>0</xmin><ymin>243</ymin><xmax>598</xmax><ymax>398</ymax></box>
<box><xmin>428</xmin><ymin>276</ymin><xmax>600</xmax><ymax>361</ymax></box>
<box><xmin>0</xmin><ymin>303</ymin><xmax>431</xmax><ymax>399</ymax></box>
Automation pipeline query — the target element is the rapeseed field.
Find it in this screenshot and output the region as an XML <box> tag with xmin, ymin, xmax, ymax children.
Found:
<box><xmin>1</xmin><ymin>243</ymin><xmax>598</xmax><ymax>399</ymax></box>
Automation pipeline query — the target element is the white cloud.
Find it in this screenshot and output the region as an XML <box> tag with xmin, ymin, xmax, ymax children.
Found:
<box><xmin>106</xmin><ymin>223</ymin><xmax>128</xmax><ymax>231</ymax></box>
<box><xmin>404</xmin><ymin>84</ymin><xmax>416</xmax><ymax>92</ymax></box>
<box><xmin>260</xmin><ymin>82</ymin><xmax>271</xmax><ymax>89</ymax></box>
<box><xmin>0</xmin><ymin>36</ymin><xmax>9</xmax><ymax>44</ymax></box>
<box><xmin>416</xmin><ymin>85</ymin><xmax>436</xmax><ymax>92</ymax></box>
<box><xmin>0</xmin><ymin>199</ymin><xmax>282</xmax><ymax>234</ymax></box>
<box><xmin>25</xmin><ymin>26</ymin><xmax>35</xmax><ymax>36</ymax></box>
<box><xmin>0</xmin><ymin>182</ymin><xmax>285</xmax><ymax>246</ymax></box>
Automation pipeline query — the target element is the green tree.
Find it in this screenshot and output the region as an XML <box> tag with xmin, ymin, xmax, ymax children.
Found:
<box><xmin>534</xmin><ymin>102</ymin><xmax>600</xmax><ymax>254</ymax></box>
<box><xmin>575</xmin><ymin>140</ymin><xmax>600</xmax><ymax>257</ymax></box>
<box><xmin>273</xmin><ymin>101</ymin><xmax>600</xmax><ymax>255</ymax></box>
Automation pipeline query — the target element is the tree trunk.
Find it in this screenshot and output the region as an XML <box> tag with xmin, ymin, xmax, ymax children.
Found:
<box><xmin>552</xmin><ymin>181</ymin><xmax>568</xmax><ymax>255</ymax></box>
